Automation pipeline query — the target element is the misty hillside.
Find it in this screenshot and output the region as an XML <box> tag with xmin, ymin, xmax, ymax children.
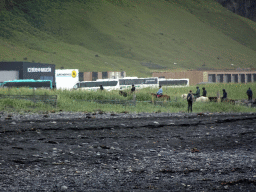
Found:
<box><xmin>0</xmin><ymin>0</ymin><xmax>256</xmax><ymax>77</ymax></box>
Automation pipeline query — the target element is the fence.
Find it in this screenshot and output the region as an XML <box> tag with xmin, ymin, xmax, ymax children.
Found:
<box><xmin>76</xmin><ymin>99</ymin><xmax>174</xmax><ymax>107</ymax></box>
<box><xmin>87</xmin><ymin>100</ymin><xmax>137</xmax><ymax>106</ymax></box>
<box><xmin>0</xmin><ymin>94</ymin><xmax>57</xmax><ymax>107</ymax></box>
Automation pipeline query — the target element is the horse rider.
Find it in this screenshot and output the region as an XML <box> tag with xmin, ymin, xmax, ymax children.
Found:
<box><xmin>202</xmin><ymin>87</ymin><xmax>207</xmax><ymax>97</ymax></box>
<box><xmin>193</xmin><ymin>86</ymin><xmax>200</xmax><ymax>99</ymax></box>
<box><xmin>156</xmin><ymin>85</ymin><xmax>163</xmax><ymax>98</ymax></box>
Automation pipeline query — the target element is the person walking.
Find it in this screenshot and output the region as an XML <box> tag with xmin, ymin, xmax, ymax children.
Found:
<box><xmin>246</xmin><ymin>87</ymin><xmax>253</xmax><ymax>101</ymax></box>
<box><xmin>202</xmin><ymin>87</ymin><xmax>207</xmax><ymax>97</ymax></box>
<box><xmin>99</xmin><ymin>84</ymin><xmax>104</xmax><ymax>91</ymax></box>
<box><xmin>221</xmin><ymin>89</ymin><xmax>227</xmax><ymax>102</ymax></box>
<box><xmin>187</xmin><ymin>90</ymin><xmax>193</xmax><ymax>113</ymax></box>
<box><xmin>131</xmin><ymin>84</ymin><xmax>135</xmax><ymax>93</ymax></box>
<box><xmin>156</xmin><ymin>85</ymin><xmax>163</xmax><ymax>98</ymax></box>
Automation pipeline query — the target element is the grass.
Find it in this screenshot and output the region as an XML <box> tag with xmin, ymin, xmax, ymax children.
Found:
<box><xmin>0</xmin><ymin>82</ymin><xmax>255</xmax><ymax>113</ymax></box>
<box><xmin>0</xmin><ymin>0</ymin><xmax>256</xmax><ymax>77</ymax></box>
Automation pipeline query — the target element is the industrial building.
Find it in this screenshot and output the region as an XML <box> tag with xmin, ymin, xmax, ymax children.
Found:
<box><xmin>0</xmin><ymin>62</ymin><xmax>56</xmax><ymax>86</ymax></box>
<box><xmin>152</xmin><ymin>71</ymin><xmax>256</xmax><ymax>85</ymax></box>
<box><xmin>79</xmin><ymin>71</ymin><xmax>126</xmax><ymax>81</ymax></box>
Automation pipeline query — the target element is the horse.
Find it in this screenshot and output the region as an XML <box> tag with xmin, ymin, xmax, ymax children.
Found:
<box><xmin>195</xmin><ymin>96</ymin><xmax>209</xmax><ymax>102</ymax></box>
<box><xmin>208</xmin><ymin>97</ymin><xmax>236</xmax><ymax>104</ymax></box>
<box><xmin>181</xmin><ymin>94</ymin><xmax>188</xmax><ymax>100</ymax></box>
<box><xmin>119</xmin><ymin>91</ymin><xmax>128</xmax><ymax>97</ymax></box>
<box><xmin>222</xmin><ymin>98</ymin><xmax>236</xmax><ymax>105</ymax></box>
<box><xmin>151</xmin><ymin>93</ymin><xmax>170</xmax><ymax>101</ymax></box>
<box><xmin>208</xmin><ymin>97</ymin><xmax>218</xmax><ymax>102</ymax></box>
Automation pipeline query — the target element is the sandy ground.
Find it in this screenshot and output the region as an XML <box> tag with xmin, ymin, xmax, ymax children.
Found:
<box><xmin>0</xmin><ymin>112</ymin><xmax>255</xmax><ymax>191</ymax></box>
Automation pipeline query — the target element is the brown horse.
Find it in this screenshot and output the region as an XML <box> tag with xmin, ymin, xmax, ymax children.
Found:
<box><xmin>151</xmin><ymin>93</ymin><xmax>170</xmax><ymax>101</ymax></box>
<box><xmin>209</xmin><ymin>97</ymin><xmax>236</xmax><ymax>104</ymax></box>
<box><xmin>119</xmin><ymin>91</ymin><xmax>128</xmax><ymax>97</ymax></box>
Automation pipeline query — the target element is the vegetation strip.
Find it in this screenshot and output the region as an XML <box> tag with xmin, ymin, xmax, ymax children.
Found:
<box><xmin>0</xmin><ymin>83</ymin><xmax>255</xmax><ymax>113</ymax></box>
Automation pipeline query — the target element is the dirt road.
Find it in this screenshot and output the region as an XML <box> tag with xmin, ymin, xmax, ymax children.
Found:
<box><xmin>0</xmin><ymin>112</ymin><xmax>255</xmax><ymax>191</ymax></box>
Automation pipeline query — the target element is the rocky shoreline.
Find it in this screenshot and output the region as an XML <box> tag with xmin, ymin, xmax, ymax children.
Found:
<box><xmin>1</xmin><ymin>111</ymin><xmax>256</xmax><ymax>121</ymax></box>
<box><xmin>0</xmin><ymin>112</ymin><xmax>255</xmax><ymax>191</ymax></box>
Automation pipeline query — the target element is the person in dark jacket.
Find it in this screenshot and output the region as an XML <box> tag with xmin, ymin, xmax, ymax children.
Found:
<box><xmin>187</xmin><ymin>90</ymin><xmax>193</xmax><ymax>113</ymax></box>
<box><xmin>202</xmin><ymin>87</ymin><xmax>207</xmax><ymax>97</ymax></box>
<box><xmin>131</xmin><ymin>84</ymin><xmax>135</xmax><ymax>93</ymax></box>
<box><xmin>193</xmin><ymin>86</ymin><xmax>200</xmax><ymax>99</ymax></box>
<box><xmin>99</xmin><ymin>84</ymin><xmax>104</xmax><ymax>91</ymax></box>
<box><xmin>246</xmin><ymin>87</ymin><xmax>253</xmax><ymax>101</ymax></box>
<box><xmin>221</xmin><ymin>89</ymin><xmax>227</xmax><ymax>102</ymax></box>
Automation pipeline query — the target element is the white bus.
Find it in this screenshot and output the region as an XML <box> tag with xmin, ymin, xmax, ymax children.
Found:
<box><xmin>158</xmin><ymin>78</ymin><xmax>189</xmax><ymax>87</ymax></box>
<box><xmin>119</xmin><ymin>77</ymin><xmax>158</xmax><ymax>90</ymax></box>
<box><xmin>73</xmin><ymin>77</ymin><xmax>159</xmax><ymax>91</ymax></box>
<box><xmin>73</xmin><ymin>79</ymin><xmax>119</xmax><ymax>91</ymax></box>
<box><xmin>73</xmin><ymin>77</ymin><xmax>189</xmax><ymax>91</ymax></box>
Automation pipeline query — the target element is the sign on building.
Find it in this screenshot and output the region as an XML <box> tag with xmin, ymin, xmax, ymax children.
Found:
<box><xmin>55</xmin><ymin>69</ymin><xmax>79</xmax><ymax>89</ymax></box>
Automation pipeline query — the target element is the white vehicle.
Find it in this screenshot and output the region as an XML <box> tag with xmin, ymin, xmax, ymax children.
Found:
<box><xmin>73</xmin><ymin>77</ymin><xmax>189</xmax><ymax>91</ymax></box>
<box><xmin>73</xmin><ymin>79</ymin><xmax>119</xmax><ymax>91</ymax></box>
<box><xmin>158</xmin><ymin>78</ymin><xmax>189</xmax><ymax>87</ymax></box>
<box><xmin>119</xmin><ymin>77</ymin><xmax>158</xmax><ymax>90</ymax></box>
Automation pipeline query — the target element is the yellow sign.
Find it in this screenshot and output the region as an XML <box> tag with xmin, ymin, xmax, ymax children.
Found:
<box><xmin>72</xmin><ymin>70</ymin><xmax>77</xmax><ymax>78</ymax></box>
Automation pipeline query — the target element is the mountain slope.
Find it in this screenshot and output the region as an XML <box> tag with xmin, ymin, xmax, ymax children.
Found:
<box><xmin>1</xmin><ymin>0</ymin><xmax>256</xmax><ymax>77</ymax></box>
<box><xmin>216</xmin><ymin>0</ymin><xmax>256</xmax><ymax>22</ymax></box>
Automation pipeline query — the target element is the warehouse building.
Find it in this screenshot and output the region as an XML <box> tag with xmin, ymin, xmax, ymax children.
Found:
<box><xmin>0</xmin><ymin>62</ymin><xmax>56</xmax><ymax>86</ymax></box>
<box><xmin>152</xmin><ymin>71</ymin><xmax>256</xmax><ymax>85</ymax></box>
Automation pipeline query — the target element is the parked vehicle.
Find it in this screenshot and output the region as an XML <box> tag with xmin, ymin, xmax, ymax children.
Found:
<box><xmin>73</xmin><ymin>77</ymin><xmax>189</xmax><ymax>91</ymax></box>
<box><xmin>0</xmin><ymin>79</ymin><xmax>53</xmax><ymax>89</ymax></box>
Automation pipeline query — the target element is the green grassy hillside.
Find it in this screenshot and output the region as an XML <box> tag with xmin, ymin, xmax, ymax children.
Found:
<box><xmin>1</xmin><ymin>0</ymin><xmax>256</xmax><ymax>77</ymax></box>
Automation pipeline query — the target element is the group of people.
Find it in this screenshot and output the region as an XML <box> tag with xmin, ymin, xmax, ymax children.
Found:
<box><xmin>186</xmin><ymin>87</ymin><xmax>229</xmax><ymax>113</ymax></box>
<box><xmin>192</xmin><ymin>86</ymin><xmax>207</xmax><ymax>98</ymax></box>
<box><xmin>100</xmin><ymin>84</ymin><xmax>253</xmax><ymax>114</ymax></box>
<box><xmin>186</xmin><ymin>86</ymin><xmax>253</xmax><ymax>113</ymax></box>
<box><xmin>192</xmin><ymin>86</ymin><xmax>227</xmax><ymax>100</ymax></box>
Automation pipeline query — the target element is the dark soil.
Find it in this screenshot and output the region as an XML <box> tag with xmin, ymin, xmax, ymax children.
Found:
<box><xmin>0</xmin><ymin>112</ymin><xmax>256</xmax><ymax>191</ymax></box>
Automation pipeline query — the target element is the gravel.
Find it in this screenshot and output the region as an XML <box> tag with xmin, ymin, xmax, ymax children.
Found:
<box><xmin>0</xmin><ymin>111</ymin><xmax>255</xmax><ymax>191</ymax></box>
